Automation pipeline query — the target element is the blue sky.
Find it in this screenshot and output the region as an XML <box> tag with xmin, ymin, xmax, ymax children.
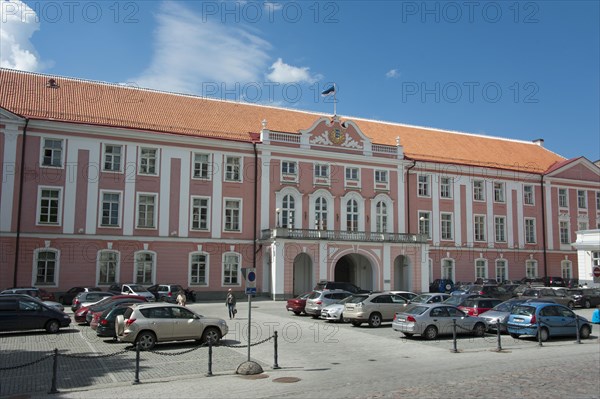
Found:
<box><xmin>2</xmin><ymin>0</ymin><xmax>599</xmax><ymax>162</ymax></box>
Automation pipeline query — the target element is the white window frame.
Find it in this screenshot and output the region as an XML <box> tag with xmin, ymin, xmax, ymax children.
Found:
<box><xmin>493</xmin><ymin>182</ymin><xmax>505</xmax><ymax>203</ymax></box>
<box><xmin>525</xmin><ymin>259</ymin><xmax>538</xmax><ymax>278</ymax></box>
<box><xmin>475</xmin><ymin>259</ymin><xmax>487</xmax><ymax>279</ymax></box>
<box><xmin>440</xmin><ymin>212</ymin><xmax>453</xmax><ymax>240</ymax></box>
<box><xmin>224</xmin><ymin>155</ymin><xmax>242</xmax><ymax>182</ymax></box>
<box><xmin>282</xmin><ymin>161</ymin><xmax>297</xmax><ymax>177</ymax></box>
<box><xmin>441</xmin><ymin>258</ymin><xmax>455</xmax><ymax>281</ymax></box>
<box><xmin>440</xmin><ymin>177</ymin><xmax>452</xmax><ymax>199</ymax></box>
<box><xmin>561</xmin><ymin>260</ymin><xmax>572</xmax><ymax>280</ymax></box>
<box><xmin>345</xmin><ymin>167</ymin><xmax>359</xmax><ymax>181</ymax></box>
<box><xmin>192</xmin><ymin>153</ymin><xmax>212</xmax><ymax>180</ymax></box>
<box><xmin>473</xmin><ymin>180</ymin><xmax>485</xmax><ymax>201</ymax></box>
<box><xmin>523</xmin><ymin>185</ymin><xmax>535</xmax><ymax>205</ymax></box>
<box><xmin>33</xmin><ymin>248</ymin><xmax>60</xmax><ymax>287</ymax></box>
<box><xmin>138</xmin><ymin>147</ymin><xmax>159</xmax><ymax>176</ymax></box>
<box><xmin>136</xmin><ymin>193</ymin><xmax>158</xmax><ymax>229</ymax></box>
<box><xmin>375</xmin><ymin>201</ymin><xmax>388</xmax><ymax>233</ymax></box>
<box><xmin>190</xmin><ymin>196</ymin><xmax>211</xmax><ymax>231</ymax></box>
<box><xmin>314</xmin><ymin>195</ymin><xmax>329</xmax><ymax>230</ymax></box>
<box><xmin>559</xmin><ymin>220</ymin><xmax>570</xmax><ymax>245</ymax></box>
<box><xmin>223</xmin><ymin>198</ymin><xmax>242</xmax><ymax>232</ymax></box>
<box><xmin>577</xmin><ymin>190</ymin><xmax>587</xmax><ymax>209</ymax></box>
<box><xmin>281</xmin><ymin>194</ymin><xmax>296</xmax><ymax>229</ymax></box>
<box><xmin>525</xmin><ymin>218</ymin><xmax>536</xmax><ymax>244</ymax></box>
<box><xmin>97</xmin><ymin>250</ymin><xmax>119</xmax><ymax>286</ymax></box>
<box><xmin>418</xmin><ymin>211</ymin><xmax>431</xmax><ymax>239</ymax></box>
<box><xmin>474</xmin><ymin>215</ymin><xmax>486</xmax><ymax>241</ymax></box>
<box><xmin>40</xmin><ymin>137</ymin><xmax>64</xmax><ymax>168</ymax></box>
<box><xmin>99</xmin><ymin>190</ymin><xmax>122</xmax><ymax>228</ymax></box>
<box><xmin>189</xmin><ymin>252</ymin><xmax>209</xmax><ymax>286</ymax></box>
<box><xmin>375</xmin><ymin>170</ymin><xmax>389</xmax><ymax>184</ymax></box>
<box><xmin>313</xmin><ymin>163</ymin><xmax>330</xmax><ymax>186</ymax></box>
<box><xmin>417</xmin><ymin>174</ymin><xmax>430</xmax><ymax>197</ymax></box>
<box><xmin>494</xmin><ymin>216</ymin><xmax>506</xmax><ymax>243</ymax></box>
<box><xmin>558</xmin><ymin>188</ymin><xmax>569</xmax><ymax>208</ymax></box>
<box><xmin>102</xmin><ymin>144</ymin><xmax>123</xmax><ymax>173</ymax></box>
<box><xmin>495</xmin><ymin>259</ymin><xmax>508</xmax><ymax>283</ymax></box>
<box><xmin>133</xmin><ymin>250</ymin><xmax>156</xmax><ymax>284</ymax></box>
<box><xmin>222</xmin><ymin>252</ymin><xmax>241</xmax><ymax>286</ymax></box>
<box><xmin>596</xmin><ymin>191</ymin><xmax>600</xmax><ymax>211</ymax></box>
<box><xmin>37</xmin><ymin>186</ymin><xmax>62</xmax><ymax>226</ymax></box>
<box><xmin>346</xmin><ymin>198</ymin><xmax>359</xmax><ymax>232</ymax></box>
<box><xmin>578</xmin><ymin>220</ymin><xmax>588</xmax><ymax>231</ymax></box>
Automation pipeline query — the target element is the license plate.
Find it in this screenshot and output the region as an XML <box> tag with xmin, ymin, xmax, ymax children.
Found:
<box><xmin>513</xmin><ymin>318</ymin><xmax>524</xmax><ymax>322</ymax></box>
<box><xmin>398</xmin><ymin>318</ymin><xmax>405</xmax><ymax>322</ymax></box>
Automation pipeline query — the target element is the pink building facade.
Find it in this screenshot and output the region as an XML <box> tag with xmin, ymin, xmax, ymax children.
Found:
<box><xmin>1</xmin><ymin>70</ymin><xmax>599</xmax><ymax>299</ymax></box>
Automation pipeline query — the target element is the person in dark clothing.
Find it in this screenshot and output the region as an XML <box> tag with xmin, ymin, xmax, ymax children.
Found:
<box><xmin>225</xmin><ymin>289</ymin><xmax>237</xmax><ymax>319</ymax></box>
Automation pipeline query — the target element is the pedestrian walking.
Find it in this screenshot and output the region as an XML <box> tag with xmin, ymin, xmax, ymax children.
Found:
<box><xmin>177</xmin><ymin>289</ymin><xmax>186</xmax><ymax>306</ymax></box>
<box><xmin>225</xmin><ymin>289</ymin><xmax>237</xmax><ymax>319</ymax></box>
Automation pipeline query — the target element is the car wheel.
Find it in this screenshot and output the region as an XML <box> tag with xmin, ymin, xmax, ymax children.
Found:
<box><xmin>136</xmin><ymin>331</ymin><xmax>157</xmax><ymax>350</ymax></box>
<box><xmin>538</xmin><ymin>327</ymin><xmax>549</xmax><ymax>342</ymax></box>
<box><xmin>584</xmin><ymin>300</ymin><xmax>591</xmax><ymax>309</ymax></box>
<box><xmin>445</xmin><ymin>284</ymin><xmax>452</xmax><ymax>291</ymax></box>
<box><xmin>45</xmin><ymin>320</ymin><xmax>60</xmax><ymax>334</ymax></box>
<box><xmin>368</xmin><ymin>313</ymin><xmax>382</xmax><ymax>328</ymax></box>
<box><xmin>351</xmin><ymin>321</ymin><xmax>362</xmax><ymax>327</ymax></box>
<box><xmin>567</xmin><ymin>301</ymin><xmax>574</xmax><ymax>309</ymax></box>
<box><xmin>202</xmin><ymin>327</ymin><xmax>221</xmax><ymax>345</ymax></box>
<box><xmin>293</xmin><ymin>311</ymin><xmax>301</xmax><ymax>316</ymax></box>
<box><xmin>473</xmin><ymin>322</ymin><xmax>486</xmax><ymax>337</ymax></box>
<box><xmin>424</xmin><ymin>325</ymin><xmax>438</xmax><ymax>340</ymax></box>
<box><xmin>509</xmin><ymin>333</ymin><xmax>520</xmax><ymax>339</ymax></box>
<box><xmin>580</xmin><ymin>324</ymin><xmax>591</xmax><ymax>339</ymax></box>
<box><xmin>338</xmin><ymin>313</ymin><xmax>344</xmax><ymax>323</ymax></box>
<box><xmin>160</xmin><ymin>296</ymin><xmax>166</xmax><ymax>302</ymax></box>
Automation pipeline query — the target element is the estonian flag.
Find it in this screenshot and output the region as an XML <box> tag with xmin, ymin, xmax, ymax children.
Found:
<box><xmin>321</xmin><ymin>85</ymin><xmax>336</xmax><ymax>96</ymax></box>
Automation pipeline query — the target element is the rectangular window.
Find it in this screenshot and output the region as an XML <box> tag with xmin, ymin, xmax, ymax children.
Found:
<box><xmin>42</xmin><ymin>138</ymin><xmax>63</xmax><ymax>167</ymax></box>
<box><xmin>561</xmin><ymin>261</ymin><xmax>572</xmax><ymax>279</ymax></box>
<box><xmin>559</xmin><ymin>221</ymin><xmax>570</xmax><ymax>244</ymax></box>
<box><xmin>579</xmin><ymin>221</ymin><xmax>588</xmax><ymax>231</ymax></box>
<box><xmin>190</xmin><ymin>254</ymin><xmax>207</xmax><ymax>285</ymax></box>
<box><xmin>525</xmin><ymin>218</ymin><xmax>536</xmax><ymax>244</ymax></box>
<box><xmin>282</xmin><ymin>161</ymin><xmax>297</xmax><ymax>176</ymax></box>
<box><xmin>473</xmin><ymin>180</ymin><xmax>485</xmax><ymax>201</ymax></box>
<box><xmin>193</xmin><ymin>153</ymin><xmax>211</xmax><ymax>179</ymax></box>
<box><xmin>495</xmin><ymin>260</ymin><xmax>507</xmax><ymax>283</ymax></box>
<box><xmin>135</xmin><ymin>252</ymin><xmax>154</xmax><ymax>284</ymax></box>
<box><xmin>101</xmin><ymin>192</ymin><xmax>121</xmax><ymax>227</ymax></box>
<box><xmin>440</xmin><ymin>177</ymin><xmax>452</xmax><ymax>199</ymax></box>
<box><xmin>418</xmin><ymin>175</ymin><xmax>430</xmax><ymax>197</ymax></box>
<box><xmin>346</xmin><ymin>167</ymin><xmax>359</xmax><ymax>181</ymax></box>
<box><xmin>223</xmin><ymin>254</ymin><xmax>239</xmax><ymax>285</ymax></box>
<box><xmin>558</xmin><ymin>188</ymin><xmax>568</xmax><ymax>208</ymax></box>
<box><xmin>137</xmin><ymin>194</ymin><xmax>156</xmax><ymax>228</ymax></box>
<box><xmin>418</xmin><ymin>211</ymin><xmax>431</xmax><ymax>239</ymax></box>
<box><xmin>191</xmin><ymin>197</ymin><xmax>209</xmax><ymax>230</ymax></box>
<box><xmin>314</xmin><ymin>164</ymin><xmax>329</xmax><ymax>178</ymax></box>
<box><xmin>475</xmin><ymin>260</ymin><xmax>487</xmax><ymax>279</ymax></box>
<box><xmin>596</xmin><ymin>191</ymin><xmax>600</xmax><ymax>210</ymax></box>
<box><xmin>98</xmin><ymin>251</ymin><xmax>118</xmax><ymax>284</ymax></box>
<box><xmin>494</xmin><ymin>182</ymin><xmax>505</xmax><ymax>203</ymax></box>
<box><xmin>224</xmin><ymin>199</ymin><xmax>241</xmax><ymax>232</ymax></box>
<box><xmin>225</xmin><ymin>156</ymin><xmax>241</xmax><ymax>182</ymax></box>
<box><xmin>494</xmin><ymin>216</ymin><xmax>506</xmax><ymax>242</ymax></box>
<box><xmin>441</xmin><ymin>213</ymin><xmax>453</xmax><ymax>240</ymax></box>
<box><xmin>525</xmin><ymin>260</ymin><xmax>538</xmax><ymax>278</ymax></box>
<box><xmin>524</xmin><ymin>185</ymin><xmax>534</xmax><ymax>205</ymax></box>
<box><xmin>38</xmin><ymin>188</ymin><xmax>61</xmax><ymax>225</ymax></box>
<box><xmin>139</xmin><ymin>147</ymin><xmax>158</xmax><ymax>175</ymax></box>
<box><xmin>474</xmin><ymin>215</ymin><xmax>486</xmax><ymax>241</ymax></box>
<box><xmin>375</xmin><ymin>170</ymin><xmax>388</xmax><ymax>184</ymax></box>
<box><xmin>103</xmin><ymin>144</ymin><xmax>123</xmax><ymax>172</ymax></box>
<box><xmin>577</xmin><ymin>190</ymin><xmax>587</xmax><ymax>209</ymax></box>
<box><xmin>35</xmin><ymin>250</ymin><xmax>57</xmax><ymax>285</ymax></box>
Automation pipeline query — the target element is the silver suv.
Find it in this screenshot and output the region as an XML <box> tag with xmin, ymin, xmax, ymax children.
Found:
<box><xmin>344</xmin><ymin>292</ymin><xmax>409</xmax><ymax>328</ymax></box>
<box><xmin>116</xmin><ymin>303</ymin><xmax>228</xmax><ymax>350</ymax></box>
<box><xmin>305</xmin><ymin>290</ymin><xmax>352</xmax><ymax>317</ymax></box>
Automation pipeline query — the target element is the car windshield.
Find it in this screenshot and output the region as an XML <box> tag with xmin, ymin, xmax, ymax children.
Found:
<box><xmin>129</xmin><ymin>285</ymin><xmax>147</xmax><ymax>292</ymax></box>
<box><xmin>512</xmin><ymin>305</ymin><xmax>535</xmax><ymax>316</ymax></box>
<box><xmin>494</xmin><ymin>300</ymin><xmax>524</xmax><ymax>312</ymax></box>
<box><xmin>411</xmin><ymin>294</ymin><xmax>433</xmax><ymax>303</ymax></box>
<box><xmin>336</xmin><ymin>296</ymin><xmax>354</xmax><ymax>304</ymax></box>
<box><xmin>307</xmin><ymin>291</ymin><xmax>321</xmax><ymax>300</ymax></box>
<box><xmin>404</xmin><ymin>306</ymin><xmax>428</xmax><ymax>315</ymax></box>
<box><xmin>171</xmin><ymin>285</ymin><xmax>183</xmax><ymax>292</ymax></box>
<box><xmin>443</xmin><ymin>296</ymin><xmax>464</xmax><ymax>306</ymax></box>
<box><xmin>347</xmin><ymin>295</ymin><xmax>368</xmax><ymax>304</ymax></box>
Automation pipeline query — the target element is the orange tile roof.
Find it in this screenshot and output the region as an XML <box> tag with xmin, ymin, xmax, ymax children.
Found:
<box><xmin>0</xmin><ymin>68</ymin><xmax>564</xmax><ymax>173</ymax></box>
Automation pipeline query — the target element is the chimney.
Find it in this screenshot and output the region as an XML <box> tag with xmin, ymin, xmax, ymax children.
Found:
<box><xmin>533</xmin><ymin>138</ymin><xmax>544</xmax><ymax>147</ymax></box>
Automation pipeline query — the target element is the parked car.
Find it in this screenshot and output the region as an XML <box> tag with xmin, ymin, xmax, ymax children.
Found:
<box><xmin>0</xmin><ymin>292</ymin><xmax>64</xmax><ymax>312</ymax></box>
<box><xmin>147</xmin><ymin>284</ymin><xmax>185</xmax><ymax>303</ymax></box>
<box><xmin>90</xmin><ymin>299</ymin><xmax>146</xmax><ymax>331</ymax></box>
<box><xmin>466</xmin><ymin>285</ymin><xmax>514</xmax><ymax>301</ymax></box>
<box><xmin>72</xmin><ymin>291</ymin><xmax>115</xmax><ymax>312</ymax></box>
<box><xmin>86</xmin><ymin>296</ymin><xmax>148</xmax><ymax>324</ymax></box>
<box><xmin>458</xmin><ymin>297</ymin><xmax>503</xmax><ymax>316</ymax></box>
<box><xmin>392</xmin><ymin>303</ymin><xmax>487</xmax><ymax>340</ymax></box>
<box><xmin>0</xmin><ymin>295</ymin><xmax>71</xmax><ymax>333</ymax></box>
<box><xmin>443</xmin><ymin>293</ymin><xmax>486</xmax><ymax>307</ymax></box>
<box><xmin>407</xmin><ymin>293</ymin><xmax>451</xmax><ymax>305</ymax></box>
<box><xmin>388</xmin><ymin>291</ymin><xmax>418</xmax><ymax>302</ymax></box>
<box><xmin>1</xmin><ymin>287</ymin><xmax>56</xmax><ymax>301</ymax></box>
<box><xmin>429</xmin><ymin>279</ymin><xmax>454</xmax><ymax>293</ymax></box>
<box><xmin>58</xmin><ymin>287</ymin><xmax>102</xmax><ymax>305</ymax></box>
<box><xmin>507</xmin><ymin>302</ymin><xmax>592</xmax><ymax>342</ymax></box>
<box><xmin>119</xmin><ymin>284</ymin><xmax>155</xmax><ymax>302</ymax></box>
<box><xmin>305</xmin><ymin>290</ymin><xmax>353</xmax><ymax>317</ymax></box>
<box><xmin>115</xmin><ymin>303</ymin><xmax>229</xmax><ymax>350</ymax></box>
<box><xmin>542</xmin><ymin>276</ymin><xmax>566</xmax><ymax>287</ymax></box>
<box><xmin>286</xmin><ymin>292</ymin><xmax>311</xmax><ymax>315</ymax></box>
<box><xmin>478</xmin><ymin>298</ymin><xmax>555</xmax><ymax>332</ymax></box>
<box><xmin>520</xmin><ymin>278</ymin><xmax>545</xmax><ymax>286</ymax></box>
<box><xmin>313</xmin><ymin>281</ymin><xmax>369</xmax><ymax>294</ymax></box>
<box><xmin>343</xmin><ymin>292</ymin><xmax>409</xmax><ymax>328</ymax></box>
<box><xmin>319</xmin><ymin>295</ymin><xmax>355</xmax><ymax>322</ymax></box>
<box><xmin>567</xmin><ymin>288</ymin><xmax>600</xmax><ymax>309</ymax></box>
<box><xmin>474</xmin><ymin>278</ymin><xmax>498</xmax><ymax>285</ymax></box>
<box><xmin>95</xmin><ymin>304</ymin><xmax>131</xmax><ymax>338</ymax></box>
<box><xmin>520</xmin><ymin>287</ymin><xmax>575</xmax><ymax>308</ymax></box>
<box><xmin>74</xmin><ymin>295</ymin><xmax>147</xmax><ymax>324</ymax></box>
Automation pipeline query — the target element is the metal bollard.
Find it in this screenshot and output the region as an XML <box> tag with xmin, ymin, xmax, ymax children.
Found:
<box><xmin>496</xmin><ymin>320</ymin><xmax>502</xmax><ymax>351</ymax></box>
<box><xmin>273</xmin><ymin>331</ymin><xmax>280</xmax><ymax>369</ymax></box>
<box><xmin>451</xmin><ymin>319</ymin><xmax>458</xmax><ymax>353</ymax></box>
<box><xmin>206</xmin><ymin>339</ymin><xmax>213</xmax><ymax>377</ymax></box>
<box><xmin>575</xmin><ymin>316</ymin><xmax>581</xmax><ymax>344</ymax></box>
<box><xmin>537</xmin><ymin>318</ymin><xmax>543</xmax><ymax>347</ymax></box>
<box><xmin>48</xmin><ymin>348</ymin><xmax>59</xmax><ymax>394</ymax></box>
<box><xmin>133</xmin><ymin>342</ymin><xmax>141</xmax><ymax>384</ymax></box>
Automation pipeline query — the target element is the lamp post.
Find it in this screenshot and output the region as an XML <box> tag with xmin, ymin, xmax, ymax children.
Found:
<box><xmin>276</xmin><ymin>208</ymin><xmax>281</xmax><ymax>228</ymax></box>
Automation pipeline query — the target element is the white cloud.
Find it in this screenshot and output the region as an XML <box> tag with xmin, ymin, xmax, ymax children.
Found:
<box><xmin>266</xmin><ymin>58</ymin><xmax>321</xmax><ymax>84</ymax></box>
<box><xmin>386</xmin><ymin>69</ymin><xmax>400</xmax><ymax>79</ymax></box>
<box><xmin>133</xmin><ymin>1</ymin><xmax>271</xmax><ymax>94</ymax></box>
<box><xmin>0</xmin><ymin>0</ymin><xmax>42</xmax><ymax>71</ymax></box>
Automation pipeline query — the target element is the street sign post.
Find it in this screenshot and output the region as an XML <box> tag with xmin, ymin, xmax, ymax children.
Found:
<box><xmin>244</xmin><ymin>268</ymin><xmax>256</xmax><ymax>361</ymax></box>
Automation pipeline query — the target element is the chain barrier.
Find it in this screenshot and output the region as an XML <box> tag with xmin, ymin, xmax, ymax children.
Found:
<box><xmin>0</xmin><ymin>353</ymin><xmax>53</xmax><ymax>371</ymax></box>
<box><xmin>60</xmin><ymin>349</ymin><xmax>130</xmax><ymax>359</ymax></box>
<box><xmin>219</xmin><ymin>334</ymin><xmax>274</xmax><ymax>349</ymax></box>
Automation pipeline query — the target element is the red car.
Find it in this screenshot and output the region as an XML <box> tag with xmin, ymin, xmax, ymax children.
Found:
<box><xmin>286</xmin><ymin>292</ymin><xmax>311</xmax><ymax>315</ymax></box>
<box><xmin>89</xmin><ymin>299</ymin><xmax>146</xmax><ymax>330</ymax></box>
<box><xmin>75</xmin><ymin>295</ymin><xmax>147</xmax><ymax>324</ymax></box>
<box><xmin>458</xmin><ymin>298</ymin><xmax>503</xmax><ymax>316</ymax></box>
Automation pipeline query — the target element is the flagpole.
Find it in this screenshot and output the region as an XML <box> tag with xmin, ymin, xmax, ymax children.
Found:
<box><xmin>333</xmin><ymin>83</ymin><xmax>337</xmax><ymax>116</ymax></box>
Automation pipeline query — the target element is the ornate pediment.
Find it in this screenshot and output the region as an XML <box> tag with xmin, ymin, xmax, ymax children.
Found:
<box><xmin>300</xmin><ymin>116</ymin><xmax>371</xmax><ymax>152</ymax></box>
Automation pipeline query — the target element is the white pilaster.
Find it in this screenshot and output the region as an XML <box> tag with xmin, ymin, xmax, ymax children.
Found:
<box><xmin>211</xmin><ymin>152</ymin><xmax>223</xmax><ymax>238</ymax></box>
<box><xmin>159</xmin><ymin>149</ymin><xmax>173</xmax><ymax>237</ymax></box>
<box><xmin>260</xmin><ymin>151</ymin><xmax>271</xmax><ymax>230</ymax></box>
<box><xmin>63</xmin><ymin>140</ymin><xmax>79</xmax><ymax>234</ymax></box>
<box><xmin>465</xmin><ymin>181</ymin><xmax>473</xmax><ymax>245</ymax></box>
<box><xmin>122</xmin><ymin>145</ymin><xmax>136</xmax><ymax>235</ymax></box>
<box><xmin>85</xmin><ymin>144</ymin><xmax>100</xmax><ymax>235</ymax></box>
<box><xmin>397</xmin><ymin>165</ymin><xmax>406</xmax><ymax>233</ymax></box>
<box><xmin>432</xmin><ymin>175</ymin><xmax>440</xmax><ymax>244</ymax></box>
<box><xmin>453</xmin><ymin>179</ymin><xmax>462</xmax><ymax>246</ymax></box>
<box><xmin>486</xmin><ymin>180</ymin><xmax>494</xmax><ymax>248</ymax></box>
<box><xmin>0</xmin><ymin>124</ymin><xmax>18</xmax><ymax>231</ymax></box>
<box><xmin>178</xmin><ymin>153</ymin><xmax>190</xmax><ymax>237</ymax></box>
<box><xmin>545</xmin><ymin>184</ymin><xmax>554</xmax><ymax>250</ymax></box>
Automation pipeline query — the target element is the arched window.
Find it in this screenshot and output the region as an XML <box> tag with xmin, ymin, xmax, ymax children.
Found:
<box><xmin>475</xmin><ymin>259</ymin><xmax>487</xmax><ymax>279</ymax></box>
<box><xmin>442</xmin><ymin>258</ymin><xmax>454</xmax><ymax>280</ymax></box>
<box><xmin>223</xmin><ymin>252</ymin><xmax>241</xmax><ymax>286</ymax></box>
<box><xmin>134</xmin><ymin>251</ymin><xmax>155</xmax><ymax>284</ymax></box>
<box><xmin>34</xmin><ymin>248</ymin><xmax>59</xmax><ymax>286</ymax></box>
<box><xmin>495</xmin><ymin>259</ymin><xmax>508</xmax><ymax>283</ymax></box>
<box><xmin>376</xmin><ymin>201</ymin><xmax>388</xmax><ymax>233</ymax></box>
<box><xmin>315</xmin><ymin>196</ymin><xmax>328</xmax><ymax>230</ymax></box>
<box><xmin>97</xmin><ymin>250</ymin><xmax>119</xmax><ymax>285</ymax></box>
<box><xmin>346</xmin><ymin>199</ymin><xmax>358</xmax><ymax>232</ymax></box>
<box><xmin>282</xmin><ymin>195</ymin><xmax>295</xmax><ymax>228</ymax></box>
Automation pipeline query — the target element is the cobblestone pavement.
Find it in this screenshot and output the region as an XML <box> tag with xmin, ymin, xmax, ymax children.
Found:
<box><xmin>1</xmin><ymin>300</ymin><xmax>599</xmax><ymax>398</ymax></box>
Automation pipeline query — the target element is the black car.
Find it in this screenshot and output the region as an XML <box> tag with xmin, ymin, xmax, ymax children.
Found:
<box><xmin>0</xmin><ymin>295</ymin><xmax>71</xmax><ymax>333</ymax></box>
<box><xmin>314</xmin><ymin>281</ymin><xmax>369</xmax><ymax>294</ymax></box>
<box><xmin>543</xmin><ymin>276</ymin><xmax>566</xmax><ymax>287</ymax></box>
<box><xmin>466</xmin><ymin>285</ymin><xmax>514</xmax><ymax>301</ymax></box>
<box><xmin>96</xmin><ymin>303</ymin><xmax>134</xmax><ymax>338</ymax></box>
<box><xmin>59</xmin><ymin>286</ymin><xmax>102</xmax><ymax>305</ymax></box>
<box><xmin>567</xmin><ymin>288</ymin><xmax>600</xmax><ymax>308</ymax></box>
<box><xmin>429</xmin><ymin>279</ymin><xmax>455</xmax><ymax>293</ymax></box>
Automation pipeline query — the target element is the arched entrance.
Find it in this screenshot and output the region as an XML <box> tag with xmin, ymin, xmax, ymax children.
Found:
<box><xmin>393</xmin><ymin>255</ymin><xmax>411</xmax><ymax>291</ymax></box>
<box><xmin>293</xmin><ymin>253</ymin><xmax>312</xmax><ymax>295</ymax></box>
<box><xmin>334</xmin><ymin>254</ymin><xmax>374</xmax><ymax>291</ymax></box>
